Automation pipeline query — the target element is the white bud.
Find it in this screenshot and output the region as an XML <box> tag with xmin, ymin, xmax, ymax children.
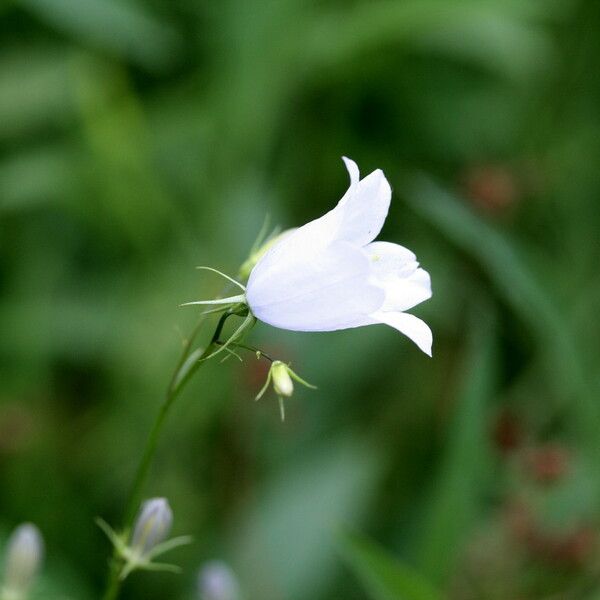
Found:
<box><xmin>198</xmin><ymin>561</ymin><xmax>241</xmax><ymax>600</ymax></box>
<box><xmin>3</xmin><ymin>523</ymin><xmax>44</xmax><ymax>595</ymax></box>
<box><xmin>130</xmin><ymin>498</ymin><xmax>172</xmax><ymax>557</ymax></box>
<box><xmin>271</xmin><ymin>362</ymin><xmax>294</xmax><ymax>397</ymax></box>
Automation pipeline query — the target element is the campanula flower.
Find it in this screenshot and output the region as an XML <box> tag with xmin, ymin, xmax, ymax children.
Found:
<box><xmin>184</xmin><ymin>158</ymin><xmax>432</xmax><ymax>356</ymax></box>
<box><xmin>245</xmin><ymin>158</ymin><xmax>433</xmax><ymax>355</ymax></box>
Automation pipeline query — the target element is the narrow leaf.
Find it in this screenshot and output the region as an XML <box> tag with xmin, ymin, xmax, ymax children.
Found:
<box><xmin>339</xmin><ymin>533</ymin><xmax>441</xmax><ymax>600</ymax></box>
<box><xmin>416</xmin><ymin>302</ymin><xmax>497</xmax><ymax>583</ymax></box>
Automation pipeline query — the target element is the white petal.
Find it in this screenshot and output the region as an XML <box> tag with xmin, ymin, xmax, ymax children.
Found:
<box><xmin>247</xmin><ymin>241</ymin><xmax>385</xmax><ymax>331</ymax></box>
<box><xmin>248</xmin><ymin>159</ymin><xmax>390</xmax><ymax>291</ymax></box>
<box><xmin>378</xmin><ymin>268</ymin><xmax>432</xmax><ymax>312</ymax></box>
<box><xmin>342</xmin><ymin>156</ymin><xmax>360</xmax><ymax>186</ymax></box>
<box><xmin>337</xmin><ymin>165</ymin><xmax>392</xmax><ymax>247</ymax></box>
<box><xmin>366</xmin><ymin>241</ymin><xmax>416</xmax><ymax>268</ymax></box>
<box><xmin>371</xmin><ymin>311</ymin><xmax>433</xmax><ymax>356</ymax></box>
<box><xmin>247</xmin><ymin>203</ymin><xmax>342</xmax><ymax>294</ymax></box>
<box><xmin>365</xmin><ymin>242</ymin><xmax>432</xmax><ymax>312</ymax></box>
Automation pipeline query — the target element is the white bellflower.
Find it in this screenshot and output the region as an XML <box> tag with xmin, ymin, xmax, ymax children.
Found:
<box><xmin>245</xmin><ymin>158</ymin><xmax>432</xmax><ymax>355</ymax></box>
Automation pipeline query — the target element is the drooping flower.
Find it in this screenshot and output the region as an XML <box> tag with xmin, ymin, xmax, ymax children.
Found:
<box><xmin>183</xmin><ymin>158</ymin><xmax>432</xmax><ymax>356</ymax></box>
<box><xmin>245</xmin><ymin>158</ymin><xmax>432</xmax><ymax>355</ymax></box>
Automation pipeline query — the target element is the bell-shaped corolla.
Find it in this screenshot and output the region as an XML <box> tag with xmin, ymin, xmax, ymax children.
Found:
<box><xmin>246</xmin><ymin>158</ymin><xmax>433</xmax><ymax>355</ymax></box>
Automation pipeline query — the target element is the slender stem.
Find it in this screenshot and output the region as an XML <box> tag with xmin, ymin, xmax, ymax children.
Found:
<box><xmin>102</xmin><ymin>312</ymin><xmax>237</xmax><ymax>600</ymax></box>
<box><xmin>102</xmin><ymin>562</ymin><xmax>121</xmax><ymax>600</ymax></box>
<box><xmin>215</xmin><ymin>340</ymin><xmax>274</xmax><ymax>362</ymax></box>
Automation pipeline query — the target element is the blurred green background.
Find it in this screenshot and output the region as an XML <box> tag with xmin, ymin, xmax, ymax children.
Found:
<box><xmin>2</xmin><ymin>0</ymin><xmax>600</xmax><ymax>598</ymax></box>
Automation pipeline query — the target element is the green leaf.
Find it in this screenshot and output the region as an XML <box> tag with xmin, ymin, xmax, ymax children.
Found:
<box><xmin>416</xmin><ymin>303</ymin><xmax>497</xmax><ymax>583</ymax></box>
<box><xmin>338</xmin><ymin>533</ymin><xmax>441</xmax><ymax>600</ymax></box>
<box><xmin>305</xmin><ymin>0</ymin><xmax>560</xmax><ymax>81</ymax></box>
<box><xmin>19</xmin><ymin>0</ymin><xmax>179</xmax><ymax>70</ymax></box>
<box><xmin>0</xmin><ymin>47</ymin><xmax>75</xmax><ymax>140</ymax></box>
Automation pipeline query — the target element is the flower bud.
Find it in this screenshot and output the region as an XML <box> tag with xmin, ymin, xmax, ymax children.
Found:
<box><xmin>130</xmin><ymin>498</ymin><xmax>173</xmax><ymax>557</ymax></box>
<box><xmin>198</xmin><ymin>561</ymin><xmax>242</xmax><ymax>600</ymax></box>
<box><xmin>271</xmin><ymin>361</ymin><xmax>294</xmax><ymax>397</ymax></box>
<box><xmin>238</xmin><ymin>229</ymin><xmax>295</xmax><ymax>281</ymax></box>
<box><xmin>97</xmin><ymin>496</ymin><xmax>190</xmax><ymax>581</ymax></box>
<box><xmin>255</xmin><ymin>360</ymin><xmax>316</xmax><ymax>421</ymax></box>
<box><xmin>2</xmin><ymin>523</ymin><xmax>44</xmax><ymax>596</ymax></box>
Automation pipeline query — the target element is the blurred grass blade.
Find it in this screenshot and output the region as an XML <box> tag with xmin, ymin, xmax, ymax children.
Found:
<box><xmin>72</xmin><ymin>57</ymin><xmax>173</xmax><ymax>249</ymax></box>
<box><xmin>416</xmin><ymin>302</ymin><xmax>497</xmax><ymax>584</ymax></box>
<box><xmin>0</xmin><ymin>47</ymin><xmax>75</xmax><ymax>140</ymax></box>
<box><xmin>233</xmin><ymin>438</ymin><xmax>382</xmax><ymax>600</ymax></box>
<box><xmin>403</xmin><ymin>176</ymin><xmax>600</xmax><ymax>458</ymax></box>
<box><xmin>338</xmin><ymin>533</ymin><xmax>441</xmax><ymax>600</ymax></box>
<box><xmin>19</xmin><ymin>0</ymin><xmax>179</xmax><ymax>70</ymax></box>
<box><xmin>403</xmin><ymin>176</ymin><xmax>554</xmax><ymax>331</ymax></box>
<box><xmin>411</xmin><ymin>12</ymin><xmax>555</xmax><ymax>82</ymax></box>
<box><xmin>306</xmin><ymin>0</ymin><xmax>561</xmax><ymax>81</ymax></box>
<box><xmin>0</xmin><ymin>144</ymin><xmax>77</xmax><ymax>211</ymax></box>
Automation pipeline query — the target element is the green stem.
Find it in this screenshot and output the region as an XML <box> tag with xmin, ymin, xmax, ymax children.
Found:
<box><xmin>102</xmin><ymin>312</ymin><xmax>238</xmax><ymax>600</ymax></box>
<box><xmin>216</xmin><ymin>340</ymin><xmax>274</xmax><ymax>362</ymax></box>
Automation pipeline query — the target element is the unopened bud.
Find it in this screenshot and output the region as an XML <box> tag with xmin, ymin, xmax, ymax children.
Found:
<box><xmin>130</xmin><ymin>498</ymin><xmax>172</xmax><ymax>557</ymax></box>
<box><xmin>198</xmin><ymin>561</ymin><xmax>242</xmax><ymax>600</ymax></box>
<box><xmin>239</xmin><ymin>229</ymin><xmax>295</xmax><ymax>281</ymax></box>
<box><xmin>271</xmin><ymin>361</ymin><xmax>294</xmax><ymax>397</ymax></box>
<box><xmin>255</xmin><ymin>361</ymin><xmax>316</xmax><ymax>421</ymax></box>
<box><xmin>2</xmin><ymin>523</ymin><xmax>44</xmax><ymax>597</ymax></box>
<box><xmin>97</xmin><ymin>496</ymin><xmax>190</xmax><ymax>581</ymax></box>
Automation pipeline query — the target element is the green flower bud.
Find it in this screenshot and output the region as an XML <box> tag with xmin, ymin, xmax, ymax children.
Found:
<box><xmin>238</xmin><ymin>229</ymin><xmax>295</xmax><ymax>281</ymax></box>
<box><xmin>255</xmin><ymin>361</ymin><xmax>316</xmax><ymax>421</ymax></box>
<box><xmin>271</xmin><ymin>361</ymin><xmax>294</xmax><ymax>397</ymax></box>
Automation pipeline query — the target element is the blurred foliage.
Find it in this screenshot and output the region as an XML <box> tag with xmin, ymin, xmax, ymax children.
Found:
<box><xmin>1</xmin><ymin>0</ymin><xmax>600</xmax><ymax>598</ymax></box>
<box><xmin>338</xmin><ymin>533</ymin><xmax>441</xmax><ymax>600</ymax></box>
